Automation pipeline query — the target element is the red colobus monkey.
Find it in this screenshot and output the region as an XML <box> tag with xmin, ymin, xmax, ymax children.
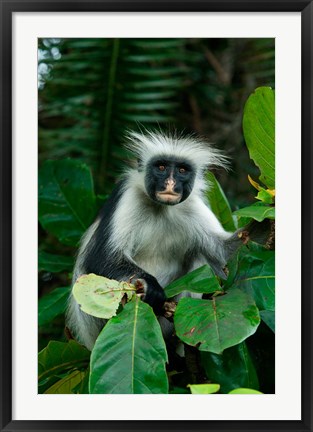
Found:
<box><xmin>67</xmin><ymin>131</ymin><xmax>242</xmax><ymax>350</ymax></box>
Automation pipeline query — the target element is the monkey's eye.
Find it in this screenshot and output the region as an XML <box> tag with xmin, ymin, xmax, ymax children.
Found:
<box><xmin>179</xmin><ymin>167</ymin><xmax>186</xmax><ymax>173</ymax></box>
<box><xmin>158</xmin><ymin>165</ymin><xmax>166</xmax><ymax>171</ymax></box>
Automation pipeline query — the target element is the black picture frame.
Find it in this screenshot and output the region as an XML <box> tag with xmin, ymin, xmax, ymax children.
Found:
<box><xmin>1</xmin><ymin>1</ymin><xmax>312</xmax><ymax>431</ymax></box>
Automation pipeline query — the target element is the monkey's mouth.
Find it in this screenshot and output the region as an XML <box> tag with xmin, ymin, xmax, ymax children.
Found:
<box><xmin>156</xmin><ymin>191</ymin><xmax>182</xmax><ymax>204</ymax></box>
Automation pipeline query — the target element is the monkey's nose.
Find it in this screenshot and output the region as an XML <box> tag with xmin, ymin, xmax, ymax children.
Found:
<box><xmin>165</xmin><ymin>178</ymin><xmax>176</xmax><ymax>188</ymax></box>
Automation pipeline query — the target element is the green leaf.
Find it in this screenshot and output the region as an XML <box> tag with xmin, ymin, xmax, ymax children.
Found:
<box><xmin>201</xmin><ymin>342</ymin><xmax>259</xmax><ymax>394</ymax></box>
<box><xmin>38</xmin><ymin>375</ymin><xmax>61</xmax><ymax>394</ymax></box>
<box><xmin>89</xmin><ymin>297</ymin><xmax>168</xmax><ymax>394</ymax></box>
<box><xmin>260</xmin><ymin>310</ymin><xmax>275</xmax><ymax>332</ymax></box>
<box><xmin>174</xmin><ymin>289</ymin><xmax>260</xmax><ymax>354</ymax></box>
<box><xmin>235</xmin><ymin>216</ymin><xmax>253</xmax><ymax>229</ymax></box>
<box><xmin>243</xmin><ymin>87</ymin><xmax>275</xmax><ymax>188</ymax></box>
<box><xmin>233</xmin><ymin>203</ymin><xmax>275</xmax><ymax>222</ymax></box>
<box><xmin>73</xmin><ymin>274</ymin><xmax>136</xmax><ymax>319</ymax></box>
<box><xmin>229</xmin><ymin>388</ymin><xmax>263</xmax><ymax>394</ymax></box>
<box><xmin>38</xmin><ymin>251</ymin><xmax>74</xmax><ymax>273</ymax></box>
<box><xmin>38</xmin><ymin>287</ymin><xmax>70</xmax><ymax>326</ymax></box>
<box><xmin>38</xmin><ymin>340</ymin><xmax>90</xmax><ymax>383</ymax></box>
<box><xmin>38</xmin><ymin>159</ymin><xmax>97</xmax><ymax>246</ymax></box>
<box><xmin>72</xmin><ymin>367</ymin><xmax>90</xmax><ymax>394</ymax></box>
<box><xmin>255</xmin><ymin>189</ymin><xmax>274</xmax><ymax>204</ymax></box>
<box><xmin>188</xmin><ymin>384</ymin><xmax>220</xmax><ymax>394</ymax></box>
<box><xmin>44</xmin><ymin>370</ymin><xmax>86</xmax><ymax>394</ymax></box>
<box><xmin>164</xmin><ymin>265</ymin><xmax>221</xmax><ymax>298</ymax></box>
<box><xmin>206</xmin><ymin>172</ymin><xmax>236</xmax><ymax>232</ymax></box>
<box><xmin>231</xmin><ymin>251</ymin><xmax>275</xmax><ymax>311</ymax></box>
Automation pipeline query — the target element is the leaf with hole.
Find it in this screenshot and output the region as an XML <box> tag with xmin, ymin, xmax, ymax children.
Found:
<box><xmin>73</xmin><ymin>274</ymin><xmax>136</xmax><ymax>319</ymax></box>
<box><xmin>174</xmin><ymin>289</ymin><xmax>260</xmax><ymax>354</ymax></box>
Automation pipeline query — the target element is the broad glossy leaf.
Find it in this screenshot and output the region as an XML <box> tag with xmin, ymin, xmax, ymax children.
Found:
<box><xmin>188</xmin><ymin>384</ymin><xmax>220</xmax><ymax>394</ymax></box>
<box><xmin>206</xmin><ymin>172</ymin><xmax>236</xmax><ymax>232</ymax></box>
<box><xmin>229</xmin><ymin>388</ymin><xmax>263</xmax><ymax>394</ymax></box>
<box><xmin>38</xmin><ymin>159</ymin><xmax>97</xmax><ymax>246</ymax></box>
<box><xmin>38</xmin><ymin>251</ymin><xmax>74</xmax><ymax>273</ymax></box>
<box><xmin>38</xmin><ymin>340</ymin><xmax>90</xmax><ymax>383</ymax></box>
<box><xmin>233</xmin><ymin>203</ymin><xmax>275</xmax><ymax>222</ymax></box>
<box><xmin>89</xmin><ymin>297</ymin><xmax>168</xmax><ymax>394</ymax></box>
<box><xmin>201</xmin><ymin>342</ymin><xmax>259</xmax><ymax>393</ymax></box>
<box><xmin>224</xmin><ymin>244</ymin><xmax>268</xmax><ymax>289</ymax></box>
<box><xmin>231</xmin><ymin>252</ymin><xmax>275</xmax><ymax>311</ymax></box>
<box><xmin>164</xmin><ymin>265</ymin><xmax>221</xmax><ymax>298</ymax></box>
<box><xmin>244</xmin><ymin>241</ymin><xmax>270</xmax><ymax>254</ymax></box>
<box><xmin>174</xmin><ymin>290</ymin><xmax>260</xmax><ymax>354</ymax></box>
<box><xmin>44</xmin><ymin>370</ymin><xmax>86</xmax><ymax>394</ymax></box>
<box><xmin>243</xmin><ymin>87</ymin><xmax>275</xmax><ymax>188</ymax></box>
<box><xmin>73</xmin><ymin>274</ymin><xmax>136</xmax><ymax>319</ymax></box>
<box><xmin>38</xmin><ymin>287</ymin><xmax>70</xmax><ymax>326</ymax></box>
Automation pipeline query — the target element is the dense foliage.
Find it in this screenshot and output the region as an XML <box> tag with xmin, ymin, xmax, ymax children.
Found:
<box><xmin>38</xmin><ymin>38</ymin><xmax>275</xmax><ymax>394</ymax></box>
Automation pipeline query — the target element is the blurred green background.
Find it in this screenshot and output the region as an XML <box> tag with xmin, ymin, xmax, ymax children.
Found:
<box><xmin>38</xmin><ymin>37</ymin><xmax>275</xmax><ymax>349</ymax></box>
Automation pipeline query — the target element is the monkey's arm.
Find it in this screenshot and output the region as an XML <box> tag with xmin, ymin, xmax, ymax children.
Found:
<box><xmin>68</xmin><ymin>237</ymin><xmax>166</xmax><ymax>350</ymax></box>
<box><xmin>104</xmin><ymin>254</ymin><xmax>167</xmax><ymax>313</ymax></box>
<box><xmin>195</xmin><ymin>201</ymin><xmax>272</xmax><ymax>277</ymax></box>
<box><xmin>75</xmin><ymin>231</ymin><xmax>166</xmax><ymax>314</ymax></box>
<box><xmin>188</xmin><ymin>200</ymin><xmax>243</xmax><ymax>277</ymax></box>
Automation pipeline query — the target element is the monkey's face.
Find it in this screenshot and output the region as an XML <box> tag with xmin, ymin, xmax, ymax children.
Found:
<box><xmin>145</xmin><ymin>157</ymin><xmax>196</xmax><ymax>205</ymax></box>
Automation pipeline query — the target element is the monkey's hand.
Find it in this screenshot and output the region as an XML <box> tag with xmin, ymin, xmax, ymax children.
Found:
<box><xmin>163</xmin><ymin>301</ymin><xmax>177</xmax><ymax>318</ymax></box>
<box><xmin>133</xmin><ymin>275</ymin><xmax>166</xmax><ymax>314</ymax></box>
